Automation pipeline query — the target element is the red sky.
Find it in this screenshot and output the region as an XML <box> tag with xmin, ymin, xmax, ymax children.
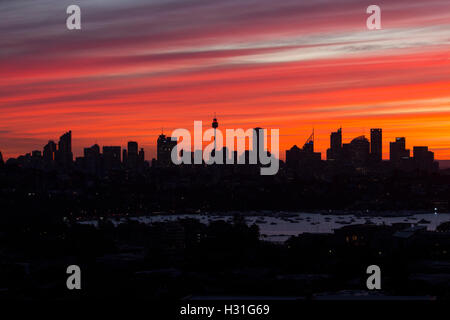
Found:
<box><xmin>1</xmin><ymin>0</ymin><xmax>449</xmax><ymax>160</ymax></box>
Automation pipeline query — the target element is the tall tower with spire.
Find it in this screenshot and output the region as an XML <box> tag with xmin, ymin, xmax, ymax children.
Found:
<box><xmin>212</xmin><ymin>114</ymin><xmax>219</xmax><ymax>156</ymax></box>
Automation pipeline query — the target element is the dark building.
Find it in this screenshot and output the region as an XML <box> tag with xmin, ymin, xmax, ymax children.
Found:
<box><xmin>413</xmin><ymin>146</ymin><xmax>437</xmax><ymax>172</ymax></box>
<box><xmin>126</xmin><ymin>141</ymin><xmax>139</xmax><ymax>169</ymax></box>
<box><xmin>56</xmin><ymin>131</ymin><xmax>73</xmax><ymax>167</ymax></box>
<box><xmin>342</xmin><ymin>136</ymin><xmax>370</xmax><ymax>165</ymax></box>
<box><xmin>128</xmin><ymin>141</ymin><xmax>138</xmax><ymax>155</ymax></box>
<box><xmin>138</xmin><ymin>148</ymin><xmax>146</xmax><ymax>171</ymax></box>
<box><xmin>157</xmin><ymin>134</ymin><xmax>177</xmax><ymax>167</ymax></box>
<box><xmin>84</xmin><ymin>144</ymin><xmax>100</xmax><ymax>158</ymax></box>
<box><xmin>326</xmin><ymin>128</ymin><xmax>342</xmax><ymax>161</ymax></box>
<box><xmin>103</xmin><ymin>146</ymin><xmax>121</xmax><ymax>172</ymax></box>
<box><xmin>123</xmin><ymin>143</ymin><xmax>145</xmax><ymax>172</ymax></box>
<box><xmin>138</xmin><ymin>148</ymin><xmax>145</xmax><ymax>163</ymax></box>
<box><xmin>302</xmin><ymin>131</ymin><xmax>314</xmax><ymax>153</ymax></box>
<box><xmin>84</xmin><ymin>144</ymin><xmax>101</xmax><ymax>175</ymax></box>
<box><xmin>0</xmin><ymin>151</ymin><xmax>4</xmax><ymax>165</ymax></box>
<box><xmin>286</xmin><ymin>131</ymin><xmax>321</xmax><ymax>169</ymax></box>
<box><xmin>370</xmin><ymin>128</ymin><xmax>382</xmax><ymax>161</ymax></box>
<box><xmin>390</xmin><ymin>137</ymin><xmax>410</xmax><ymax>163</ymax></box>
<box><xmin>43</xmin><ymin>140</ymin><xmax>57</xmax><ymax>164</ymax></box>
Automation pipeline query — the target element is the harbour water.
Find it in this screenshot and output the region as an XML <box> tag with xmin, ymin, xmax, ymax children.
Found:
<box><xmin>79</xmin><ymin>212</ymin><xmax>450</xmax><ymax>242</ymax></box>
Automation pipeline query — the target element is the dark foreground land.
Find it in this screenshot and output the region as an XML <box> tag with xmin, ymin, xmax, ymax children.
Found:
<box><xmin>1</xmin><ymin>163</ymin><xmax>450</xmax><ymax>300</ymax></box>
<box><xmin>1</xmin><ymin>213</ymin><xmax>450</xmax><ymax>300</ymax></box>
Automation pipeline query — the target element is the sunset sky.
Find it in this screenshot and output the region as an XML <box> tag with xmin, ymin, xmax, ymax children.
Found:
<box><xmin>1</xmin><ymin>0</ymin><xmax>449</xmax><ymax>160</ymax></box>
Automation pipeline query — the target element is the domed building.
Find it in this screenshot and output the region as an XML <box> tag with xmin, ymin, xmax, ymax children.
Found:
<box><xmin>342</xmin><ymin>135</ymin><xmax>370</xmax><ymax>165</ymax></box>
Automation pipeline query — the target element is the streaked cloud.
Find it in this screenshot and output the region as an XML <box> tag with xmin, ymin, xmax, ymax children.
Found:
<box><xmin>0</xmin><ymin>0</ymin><xmax>449</xmax><ymax>160</ymax></box>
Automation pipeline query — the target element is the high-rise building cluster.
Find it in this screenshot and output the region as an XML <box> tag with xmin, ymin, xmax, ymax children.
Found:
<box><xmin>2</xmin><ymin>131</ymin><xmax>147</xmax><ymax>176</ymax></box>
<box><xmin>0</xmin><ymin>120</ymin><xmax>440</xmax><ymax>175</ymax></box>
<box><xmin>286</xmin><ymin>127</ymin><xmax>438</xmax><ymax>173</ymax></box>
<box><xmin>42</xmin><ymin>131</ymin><xmax>73</xmax><ymax>167</ymax></box>
<box><xmin>286</xmin><ymin>131</ymin><xmax>321</xmax><ymax>169</ymax></box>
<box><xmin>154</xmin><ymin>119</ymin><xmax>271</xmax><ymax>167</ymax></box>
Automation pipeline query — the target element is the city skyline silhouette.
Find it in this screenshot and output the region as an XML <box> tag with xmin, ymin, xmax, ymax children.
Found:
<box><xmin>0</xmin><ymin>123</ymin><xmax>444</xmax><ymax>161</ymax></box>
<box><xmin>0</xmin><ymin>120</ymin><xmax>442</xmax><ymax>175</ymax></box>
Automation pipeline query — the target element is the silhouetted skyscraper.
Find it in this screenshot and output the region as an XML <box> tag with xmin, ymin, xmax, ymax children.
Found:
<box><xmin>0</xmin><ymin>151</ymin><xmax>3</xmax><ymax>165</ymax></box>
<box><xmin>327</xmin><ymin>128</ymin><xmax>342</xmax><ymax>161</ymax></box>
<box><xmin>370</xmin><ymin>128</ymin><xmax>382</xmax><ymax>161</ymax></box>
<box><xmin>138</xmin><ymin>148</ymin><xmax>145</xmax><ymax>171</ymax></box>
<box><xmin>127</xmin><ymin>141</ymin><xmax>138</xmax><ymax>169</ymax></box>
<box><xmin>84</xmin><ymin>144</ymin><xmax>100</xmax><ymax>175</ymax></box>
<box><xmin>413</xmin><ymin>146</ymin><xmax>436</xmax><ymax>172</ymax></box>
<box><xmin>157</xmin><ymin>134</ymin><xmax>177</xmax><ymax>167</ymax></box>
<box><xmin>390</xmin><ymin>137</ymin><xmax>410</xmax><ymax>163</ymax></box>
<box><xmin>43</xmin><ymin>140</ymin><xmax>57</xmax><ymax>164</ymax></box>
<box><xmin>302</xmin><ymin>130</ymin><xmax>314</xmax><ymax>153</ymax></box>
<box><xmin>56</xmin><ymin>131</ymin><xmax>73</xmax><ymax>167</ymax></box>
<box><xmin>103</xmin><ymin>146</ymin><xmax>121</xmax><ymax>172</ymax></box>
<box><xmin>128</xmin><ymin>141</ymin><xmax>138</xmax><ymax>155</ymax></box>
<box><xmin>84</xmin><ymin>144</ymin><xmax>100</xmax><ymax>157</ymax></box>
